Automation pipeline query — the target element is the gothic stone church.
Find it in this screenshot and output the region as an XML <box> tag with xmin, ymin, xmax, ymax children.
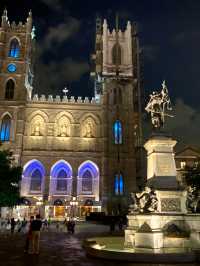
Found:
<box><xmin>0</xmin><ymin>10</ymin><xmax>142</xmax><ymax>219</ymax></box>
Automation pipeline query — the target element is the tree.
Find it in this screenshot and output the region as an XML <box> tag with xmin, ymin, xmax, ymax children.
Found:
<box><xmin>0</xmin><ymin>149</ymin><xmax>22</xmax><ymax>207</ymax></box>
<box><xmin>183</xmin><ymin>162</ymin><xmax>200</xmax><ymax>191</ymax></box>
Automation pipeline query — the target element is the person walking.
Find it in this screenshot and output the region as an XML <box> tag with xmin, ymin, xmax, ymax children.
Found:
<box><xmin>70</xmin><ymin>219</ymin><xmax>75</xmax><ymax>234</ymax></box>
<box><xmin>118</xmin><ymin>217</ymin><xmax>123</xmax><ymax>231</ymax></box>
<box><xmin>24</xmin><ymin>216</ymin><xmax>34</xmax><ymax>253</ymax></box>
<box><xmin>10</xmin><ymin>218</ymin><xmax>15</xmax><ymax>234</ymax></box>
<box><xmin>31</xmin><ymin>214</ymin><xmax>42</xmax><ymax>254</ymax></box>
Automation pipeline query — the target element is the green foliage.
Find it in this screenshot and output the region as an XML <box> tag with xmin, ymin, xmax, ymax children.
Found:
<box><xmin>184</xmin><ymin>162</ymin><xmax>200</xmax><ymax>190</ymax></box>
<box><xmin>0</xmin><ymin>149</ymin><xmax>22</xmax><ymax>207</ymax></box>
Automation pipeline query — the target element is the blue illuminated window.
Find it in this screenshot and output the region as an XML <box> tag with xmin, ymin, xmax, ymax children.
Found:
<box><xmin>114</xmin><ymin>173</ymin><xmax>124</xmax><ymax>195</ymax></box>
<box><xmin>0</xmin><ymin>115</ymin><xmax>11</xmax><ymax>142</ymax></box>
<box><xmin>56</xmin><ymin>169</ymin><xmax>68</xmax><ymax>191</ymax></box>
<box><xmin>82</xmin><ymin>170</ymin><xmax>93</xmax><ymax>192</ymax></box>
<box><xmin>5</xmin><ymin>79</ymin><xmax>15</xmax><ymax>100</ymax></box>
<box><xmin>30</xmin><ymin>169</ymin><xmax>42</xmax><ymax>191</ymax></box>
<box><xmin>8</xmin><ymin>39</ymin><xmax>20</xmax><ymax>58</ymax></box>
<box><xmin>113</xmin><ymin>120</ymin><xmax>122</xmax><ymax>144</ymax></box>
<box><xmin>7</xmin><ymin>64</ymin><xmax>17</xmax><ymax>73</ymax></box>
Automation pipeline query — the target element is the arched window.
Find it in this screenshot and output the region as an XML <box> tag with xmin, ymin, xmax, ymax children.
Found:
<box><xmin>0</xmin><ymin>115</ymin><xmax>11</xmax><ymax>142</ymax></box>
<box><xmin>82</xmin><ymin>170</ymin><xmax>93</xmax><ymax>192</ymax></box>
<box><xmin>113</xmin><ymin>120</ymin><xmax>122</xmax><ymax>144</ymax></box>
<box><xmin>5</xmin><ymin>79</ymin><xmax>15</xmax><ymax>100</ymax></box>
<box><xmin>112</xmin><ymin>43</ymin><xmax>121</xmax><ymax>65</ymax></box>
<box><xmin>8</xmin><ymin>39</ymin><xmax>20</xmax><ymax>58</ymax></box>
<box><xmin>114</xmin><ymin>173</ymin><xmax>124</xmax><ymax>195</ymax></box>
<box><xmin>78</xmin><ymin>161</ymin><xmax>99</xmax><ymax>200</ymax></box>
<box><xmin>30</xmin><ymin>169</ymin><xmax>42</xmax><ymax>191</ymax></box>
<box><xmin>56</xmin><ymin>169</ymin><xmax>68</xmax><ymax>191</ymax></box>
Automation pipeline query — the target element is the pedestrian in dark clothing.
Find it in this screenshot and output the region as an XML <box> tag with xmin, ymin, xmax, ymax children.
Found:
<box><xmin>31</xmin><ymin>214</ymin><xmax>42</xmax><ymax>254</ymax></box>
<box><xmin>70</xmin><ymin>220</ymin><xmax>75</xmax><ymax>234</ymax></box>
<box><xmin>110</xmin><ymin>218</ymin><xmax>115</xmax><ymax>233</ymax></box>
<box><xmin>24</xmin><ymin>216</ymin><xmax>34</xmax><ymax>253</ymax></box>
<box><xmin>118</xmin><ymin>218</ymin><xmax>123</xmax><ymax>231</ymax></box>
<box><xmin>67</xmin><ymin>219</ymin><xmax>75</xmax><ymax>234</ymax></box>
<box><xmin>10</xmin><ymin>218</ymin><xmax>15</xmax><ymax>234</ymax></box>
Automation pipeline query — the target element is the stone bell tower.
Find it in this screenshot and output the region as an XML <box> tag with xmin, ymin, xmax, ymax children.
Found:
<box><xmin>91</xmin><ymin>17</ymin><xmax>143</xmax><ymax>213</ymax></box>
<box><xmin>0</xmin><ymin>9</ymin><xmax>34</xmax><ymax>102</ymax></box>
<box><xmin>0</xmin><ymin>9</ymin><xmax>35</xmax><ymax>163</ymax></box>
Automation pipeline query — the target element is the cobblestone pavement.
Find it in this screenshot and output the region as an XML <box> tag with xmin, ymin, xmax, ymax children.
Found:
<box><xmin>0</xmin><ymin>222</ymin><xmax>196</xmax><ymax>266</ymax></box>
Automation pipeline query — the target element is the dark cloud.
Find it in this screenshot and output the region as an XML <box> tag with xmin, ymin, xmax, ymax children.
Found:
<box><xmin>167</xmin><ymin>99</ymin><xmax>200</xmax><ymax>147</ymax></box>
<box><xmin>173</xmin><ymin>31</ymin><xmax>200</xmax><ymax>44</ymax></box>
<box><xmin>142</xmin><ymin>45</ymin><xmax>160</xmax><ymax>62</ymax></box>
<box><xmin>39</xmin><ymin>17</ymin><xmax>80</xmax><ymax>54</ymax></box>
<box><xmin>40</xmin><ymin>0</ymin><xmax>62</xmax><ymax>11</ymax></box>
<box><xmin>34</xmin><ymin>58</ymin><xmax>89</xmax><ymax>95</ymax></box>
<box><xmin>34</xmin><ymin>13</ymin><xmax>88</xmax><ymax>95</ymax></box>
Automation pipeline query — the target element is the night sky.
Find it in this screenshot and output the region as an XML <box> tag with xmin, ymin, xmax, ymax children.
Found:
<box><xmin>1</xmin><ymin>0</ymin><xmax>200</xmax><ymax>147</ymax></box>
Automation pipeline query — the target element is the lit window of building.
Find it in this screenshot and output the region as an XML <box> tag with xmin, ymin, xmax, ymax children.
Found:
<box><xmin>0</xmin><ymin>114</ymin><xmax>11</xmax><ymax>141</ymax></box>
<box><xmin>30</xmin><ymin>169</ymin><xmax>42</xmax><ymax>191</ymax></box>
<box><xmin>114</xmin><ymin>173</ymin><xmax>124</xmax><ymax>195</ymax></box>
<box><xmin>113</xmin><ymin>120</ymin><xmax>122</xmax><ymax>144</ymax></box>
<box><xmin>8</xmin><ymin>39</ymin><xmax>20</xmax><ymax>58</ymax></box>
<box><xmin>180</xmin><ymin>161</ymin><xmax>186</xmax><ymax>169</ymax></box>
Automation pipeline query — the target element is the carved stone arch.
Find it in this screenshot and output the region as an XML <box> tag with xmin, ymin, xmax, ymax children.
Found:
<box><xmin>29</xmin><ymin>114</ymin><xmax>46</xmax><ymax>137</ymax></box>
<box><xmin>21</xmin><ymin>159</ymin><xmax>46</xmax><ymax>195</ymax></box>
<box><xmin>54</xmin><ymin>111</ymin><xmax>75</xmax><ymax>137</ymax></box>
<box><xmin>79</xmin><ymin>113</ymin><xmax>101</xmax><ymax>125</ymax></box>
<box><xmin>0</xmin><ymin>111</ymin><xmax>12</xmax><ymax>120</ymax></box>
<box><xmin>55</xmin><ymin>116</ymin><xmax>71</xmax><ymax>137</ymax></box>
<box><xmin>80</xmin><ymin>115</ymin><xmax>97</xmax><ymax>138</ymax></box>
<box><xmin>28</xmin><ymin>110</ymin><xmax>49</xmax><ymax>123</ymax></box>
<box><xmin>3</xmin><ymin>77</ymin><xmax>16</xmax><ymax>88</ymax></box>
<box><xmin>54</xmin><ymin>111</ymin><xmax>75</xmax><ymax>124</ymax></box>
<box><xmin>8</xmin><ymin>36</ymin><xmax>22</xmax><ymax>46</ymax></box>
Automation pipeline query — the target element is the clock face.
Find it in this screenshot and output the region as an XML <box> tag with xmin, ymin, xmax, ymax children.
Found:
<box><xmin>7</xmin><ymin>63</ymin><xmax>17</xmax><ymax>73</ymax></box>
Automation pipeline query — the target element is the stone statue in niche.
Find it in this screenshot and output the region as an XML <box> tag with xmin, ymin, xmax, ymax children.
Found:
<box><xmin>134</xmin><ymin>187</ymin><xmax>158</xmax><ymax>213</ymax></box>
<box><xmin>186</xmin><ymin>186</ymin><xmax>200</xmax><ymax>213</ymax></box>
<box><xmin>59</xmin><ymin>123</ymin><xmax>68</xmax><ymax>137</ymax></box>
<box><xmin>33</xmin><ymin>122</ymin><xmax>41</xmax><ymax>136</ymax></box>
<box><xmin>84</xmin><ymin>121</ymin><xmax>93</xmax><ymax>138</ymax></box>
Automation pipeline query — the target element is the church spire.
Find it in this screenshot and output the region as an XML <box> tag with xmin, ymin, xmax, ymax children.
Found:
<box><xmin>1</xmin><ymin>8</ymin><xmax>9</xmax><ymax>27</ymax></box>
<box><xmin>26</xmin><ymin>10</ymin><xmax>32</xmax><ymax>32</ymax></box>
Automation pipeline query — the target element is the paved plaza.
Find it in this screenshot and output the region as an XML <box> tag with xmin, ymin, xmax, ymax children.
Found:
<box><xmin>0</xmin><ymin>222</ymin><xmax>196</xmax><ymax>266</ymax></box>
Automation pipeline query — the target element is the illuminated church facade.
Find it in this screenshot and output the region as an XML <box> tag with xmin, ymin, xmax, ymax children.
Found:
<box><xmin>0</xmin><ymin>10</ymin><xmax>142</xmax><ymax>218</ymax></box>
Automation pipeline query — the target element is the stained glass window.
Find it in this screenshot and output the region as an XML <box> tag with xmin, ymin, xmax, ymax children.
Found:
<box><xmin>30</xmin><ymin>169</ymin><xmax>42</xmax><ymax>191</ymax></box>
<box><xmin>5</xmin><ymin>79</ymin><xmax>14</xmax><ymax>100</ymax></box>
<box><xmin>56</xmin><ymin>169</ymin><xmax>68</xmax><ymax>191</ymax></box>
<box><xmin>82</xmin><ymin>170</ymin><xmax>93</xmax><ymax>192</ymax></box>
<box><xmin>114</xmin><ymin>173</ymin><xmax>124</xmax><ymax>195</ymax></box>
<box><xmin>113</xmin><ymin>120</ymin><xmax>122</xmax><ymax>144</ymax></box>
<box><xmin>8</xmin><ymin>39</ymin><xmax>20</xmax><ymax>58</ymax></box>
<box><xmin>0</xmin><ymin>115</ymin><xmax>11</xmax><ymax>142</ymax></box>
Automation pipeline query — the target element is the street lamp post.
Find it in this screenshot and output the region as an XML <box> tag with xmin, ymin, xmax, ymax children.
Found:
<box><xmin>69</xmin><ymin>197</ymin><xmax>78</xmax><ymax>218</ymax></box>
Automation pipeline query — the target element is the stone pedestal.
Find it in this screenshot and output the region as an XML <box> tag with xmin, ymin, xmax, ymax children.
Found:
<box><xmin>144</xmin><ymin>134</ymin><xmax>179</xmax><ymax>190</ymax></box>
